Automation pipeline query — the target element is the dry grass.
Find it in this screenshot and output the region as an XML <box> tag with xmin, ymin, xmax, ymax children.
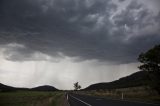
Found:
<box><xmin>0</xmin><ymin>91</ymin><xmax>64</xmax><ymax>106</ymax></box>
<box><xmin>79</xmin><ymin>86</ymin><xmax>160</xmax><ymax>103</ymax></box>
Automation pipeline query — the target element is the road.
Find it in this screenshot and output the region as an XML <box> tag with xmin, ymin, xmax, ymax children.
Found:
<box><xmin>67</xmin><ymin>93</ymin><xmax>160</xmax><ymax>106</ymax></box>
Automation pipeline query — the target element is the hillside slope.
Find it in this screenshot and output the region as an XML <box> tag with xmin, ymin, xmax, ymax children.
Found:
<box><xmin>0</xmin><ymin>83</ymin><xmax>16</xmax><ymax>91</ymax></box>
<box><xmin>31</xmin><ymin>85</ymin><xmax>58</xmax><ymax>91</ymax></box>
<box><xmin>84</xmin><ymin>71</ymin><xmax>150</xmax><ymax>90</ymax></box>
<box><xmin>0</xmin><ymin>83</ymin><xmax>58</xmax><ymax>91</ymax></box>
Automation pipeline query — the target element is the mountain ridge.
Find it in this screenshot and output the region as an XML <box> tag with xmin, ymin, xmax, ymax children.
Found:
<box><xmin>84</xmin><ymin>71</ymin><xmax>150</xmax><ymax>90</ymax></box>
<box><xmin>0</xmin><ymin>83</ymin><xmax>58</xmax><ymax>92</ymax></box>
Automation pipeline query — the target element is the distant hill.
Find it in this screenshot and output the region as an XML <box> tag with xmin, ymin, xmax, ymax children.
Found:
<box><xmin>31</xmin><ymin>85</ymin><xmax>58</xmax><ymax>91</ymax></box>
<box><xmin>84</xmin><ymin>71</ymin><xmax>150</xmax><ymax>90</ymax></box>
<box><xmin>0</xmin><ymin>83</ymin><xmax>16</xmax><ymax>92</ymax></box>
<box><xmin>0</xmin><ymin>83</ymin><xmax>58</xmax><ymax>92</ymax></box>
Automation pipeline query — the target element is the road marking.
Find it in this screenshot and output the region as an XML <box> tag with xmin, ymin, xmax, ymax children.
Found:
<box><xmin>70</xmin><ymin>95</ymin><xmax>92</xmax><ymax>106</ymax></box>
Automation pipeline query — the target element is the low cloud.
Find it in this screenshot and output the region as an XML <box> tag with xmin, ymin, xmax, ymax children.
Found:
<box><xmin>0</xmin><ymin>55</ymin><xmax>139</xmax><ymax>89</ymax></box>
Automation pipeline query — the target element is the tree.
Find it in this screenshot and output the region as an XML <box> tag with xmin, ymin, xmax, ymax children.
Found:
<box><xmin>74</xmin><ymin>82</ymin><xmax>81</xmax><ymax>91</ymax></box>
<box><xmin>138</xmin><ymin>45</ymin><xmax>160</xmax><ymax>94</ymax></box>
<box><xmin>138</xmin><ymin>45</ymin><xmax>160</xmax><ymax>72</ymax></box>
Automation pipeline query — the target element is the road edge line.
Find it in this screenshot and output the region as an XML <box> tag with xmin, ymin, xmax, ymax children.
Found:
<box><xmin>70</xmin><ymin>95</ymin><xmax>92</xmax><ymax>106</ymax></box>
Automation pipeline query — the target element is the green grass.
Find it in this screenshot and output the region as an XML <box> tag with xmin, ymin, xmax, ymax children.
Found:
<box><xmin>0</xmin><ymin>91</ymin><xmax>64</xmax><ymax>106</ymax></box>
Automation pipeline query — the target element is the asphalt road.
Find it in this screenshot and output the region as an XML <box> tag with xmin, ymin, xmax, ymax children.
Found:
<box><xmin>67</xmin><ymin>93</ymin><xmax>160</xmax><ymax>106</ymax></box>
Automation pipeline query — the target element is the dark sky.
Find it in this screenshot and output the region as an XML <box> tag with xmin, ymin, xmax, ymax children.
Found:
<box><xmin>0</xmin><ymin>0</ymin><xmax>160</xmax><ymax>89</ymax></box>
<box><xmin>0</xmin><ymin>0</ymin><xmax>159</xmax><ymax>63</ymax></box>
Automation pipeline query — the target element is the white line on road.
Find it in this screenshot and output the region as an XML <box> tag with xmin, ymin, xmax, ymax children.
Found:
<box><xmin>70</xmin><ymin>95</ymin><xmax>92</xmax><ymax>106</ymax></box>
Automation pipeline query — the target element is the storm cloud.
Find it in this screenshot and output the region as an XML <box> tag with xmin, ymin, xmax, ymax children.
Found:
<box><xmin>0</xmin><ymin>0</ymin><xmax>160</xmax><ymax>63</ymax></box>
<box><xmin>0</xmin><ymin>0</ymin><xmax>160</xmax><ymax>89</ymax></box>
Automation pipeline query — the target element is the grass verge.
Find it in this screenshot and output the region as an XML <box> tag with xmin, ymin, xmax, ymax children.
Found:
<box><xmin>0</xmin><ymin>91</ymin><xmax>64</xmax><ymax>106</ymax></box>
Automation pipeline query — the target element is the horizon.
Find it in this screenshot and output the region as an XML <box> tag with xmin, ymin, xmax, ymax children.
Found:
<box><xmin>0</xmin><ymin>0</ymin><xmax>160</xmax><ymax>90</ymax></box>
<box><xmin>0</xmin><ymin>69</ymin><xmax>141</xmax><ymax>90</ymax></box>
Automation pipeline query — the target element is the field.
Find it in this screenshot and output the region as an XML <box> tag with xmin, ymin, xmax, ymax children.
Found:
<box><xmin>0</xmin><ymin>91</ymin><xmax>65</xmax><ymax>106</ymax></box>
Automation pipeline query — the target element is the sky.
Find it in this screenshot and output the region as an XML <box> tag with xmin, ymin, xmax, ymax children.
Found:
<box><xmin>0</xmin><ymin>0</ymin><xmax>160</xmax><ymax>90</ymax></box>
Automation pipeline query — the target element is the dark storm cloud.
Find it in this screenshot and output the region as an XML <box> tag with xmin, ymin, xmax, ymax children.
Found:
<box><xmin>0</xmin><ymin>0</ymin><xmax>160</xmax><ymax>63</ymax></box>
<box><xmin>118</xmin><ymin>0</ymin><xmax>125</xmax><ymax>2</ymax></box>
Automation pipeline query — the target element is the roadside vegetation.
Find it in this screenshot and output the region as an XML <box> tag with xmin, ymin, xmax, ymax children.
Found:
<box><xmin>79</xmin><ymin>86</ymin><xmax>160</xmax><ymax>103</ymax></box>
<box><xmin>73</xmin><ymin>82</ymin><xmax>81</xmax><ymax>91</ymax></box>
<box><xmin>0</xmin><ymin>91</ymin><xmax>64</xmax><ymax>106</ymax></box>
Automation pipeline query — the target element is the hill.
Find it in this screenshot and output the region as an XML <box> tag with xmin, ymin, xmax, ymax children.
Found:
<box><xmin>0</xmin><ymin>83</ymin><xmax>16</xmax><ymax>92</ymax></box>
<box><xmin>84</xmin><ymin>71</ymin><xmax>150</xmax><ymax>90</ymax></box>
<box><xmin>0</xmin><ymin>83</ymin><xmax>58</xmax><ymax>92</ymax></box>
<box><xmin>31</xmin><ymin>85</ymin><xmax>58</xmax><ymax>91</ymax></box>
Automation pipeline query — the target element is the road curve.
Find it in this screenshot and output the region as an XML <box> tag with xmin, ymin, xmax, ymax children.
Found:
<box><xmin>67</xmin><ymin>93</ymin><xmax>160</xmax><ymax>106</ymax></box>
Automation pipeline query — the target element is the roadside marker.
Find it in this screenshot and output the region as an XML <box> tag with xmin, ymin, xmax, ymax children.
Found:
<box><xmin>122</xmin><ymin>92</ymin><xmax>124</xmax><ymax>100</ymax></box>
<box><xmin>66</xmin><ymin>94</ymin><xmax>70</xmax><ymax>106</ymax></box>
<box><xmin>67</xmin><ymin>94</ymin><xmax>68</xmax><ymax>100</ymax></box>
